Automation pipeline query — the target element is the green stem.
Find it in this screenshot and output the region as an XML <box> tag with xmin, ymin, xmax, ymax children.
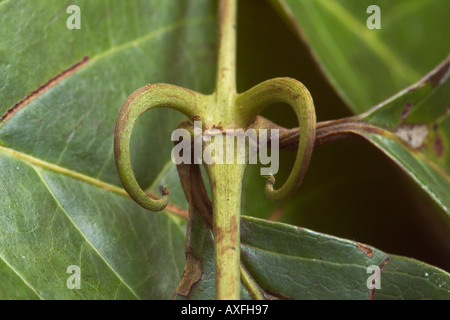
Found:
<box><xmin>214</xmin><ymin>0</ymin><xmax>237</xmax><ymax>125</ymax></box>
<box><xmin>208</xmin><ymin>161</ymin><xmax>245</xmax><ymax>300</ymax></box>
<box><xmin>206</xmin><ymin>0</ymin><xmax>243</xmax><ymax>300</ymax></box>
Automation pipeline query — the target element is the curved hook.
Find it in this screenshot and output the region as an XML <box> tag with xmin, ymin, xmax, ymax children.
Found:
<box><xmin>235</xmin><ymin>78</ymin><xmax>316</xmax><ymax>201</ymax></box>
<box><xmin>114</xmin><ymin>83</ymin><xmax>205</xmax><ymax>212</ymax></box>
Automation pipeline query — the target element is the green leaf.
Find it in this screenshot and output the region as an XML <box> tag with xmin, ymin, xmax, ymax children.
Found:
<box><xmin>273</xmin><ymin>0</ymin><xmax>450</xmax><ymax>113</ymax></box>
<box><xmin>271</xmin><ymin>0</ymin><xmax>450</xmax><ymax>217</ymax></box>
<box><xmin>1</xmin><ymin>0</ymin><xmax>449</xmax><ymax>300</ymax></box>
<box><xmin>183</xmin><ymin>214</ymin><xmax>450</xmax><ymax>300</ymax></box>
<box><xmin>0</xmin><ymin>150</ymin><xmax>187</xmax><ymax>299</ymax></box>
<box><xmin>0</xmin><ymin>0</ymin><xmax>217</xmax><ymax>187</ymax></box>
<box><xmin>237</xmin><ymin>0</ymin><xmax>450</xmax><ymax>271</ymax></box>
<box><xmin>317</xmin><ymin>57</ymin><xmax>450</xmax><ymax>216</ymax></box>
<box><xmin>0</xmin><ymin>0</ymin><xmax>218</xmax><ymax>299</ymax></box>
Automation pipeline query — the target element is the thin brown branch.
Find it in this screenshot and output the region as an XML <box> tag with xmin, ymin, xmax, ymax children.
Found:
<box><xmin>174</xmin><ymin>121</ymin><xmax>212</xmax><ymax>226</ymax></box>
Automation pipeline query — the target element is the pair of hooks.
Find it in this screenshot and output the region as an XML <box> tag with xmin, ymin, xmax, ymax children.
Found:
<box><xmin>114</xmin><ymin>77</ymin><xmax>316</xmax><ymax>211</ymax></box>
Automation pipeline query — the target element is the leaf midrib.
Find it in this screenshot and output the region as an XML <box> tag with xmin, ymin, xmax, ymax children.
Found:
<box><xmin>0</xmin><ymin>15</ymin><xmax>215</xmax><ymax>125</ymax></box>
<box><xmin>0</xmin><ymin>13</ymin><xmax>206</xmax><ymax>223</ymax></box>
<box><xmin>0</xmin><ymin>145</ymin><xmax>188</xmax><ymax>299</ymax></box>
<box><xmin>0</xmin><ymin>145</ymin><xmax>188</xmax><ymax>219</ymax></box>
<box><xmin>31</xmin><ymin>165</ymin><xmax>141</xmax><ymax>300</ymax></box>
<box><xmin>0</xmin><ymin>254</ymin><xmax>43</xmax><ymax>300</ymax></box>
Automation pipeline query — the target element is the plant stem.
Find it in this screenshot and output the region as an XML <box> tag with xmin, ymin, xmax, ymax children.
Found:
<box><xmin>209</xmin><ymin>161</ymin><xmax>245</xmax><ymax>300</ymax></box>
<box><xmin>209</xmin><ymin>0</ymin><xmax>242</xmax><ymax>300</ymax></box>
<box><xmin>215</xmin><ymin>0</ymin><xmax>237</xmax><ymax>124</ymax></box>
